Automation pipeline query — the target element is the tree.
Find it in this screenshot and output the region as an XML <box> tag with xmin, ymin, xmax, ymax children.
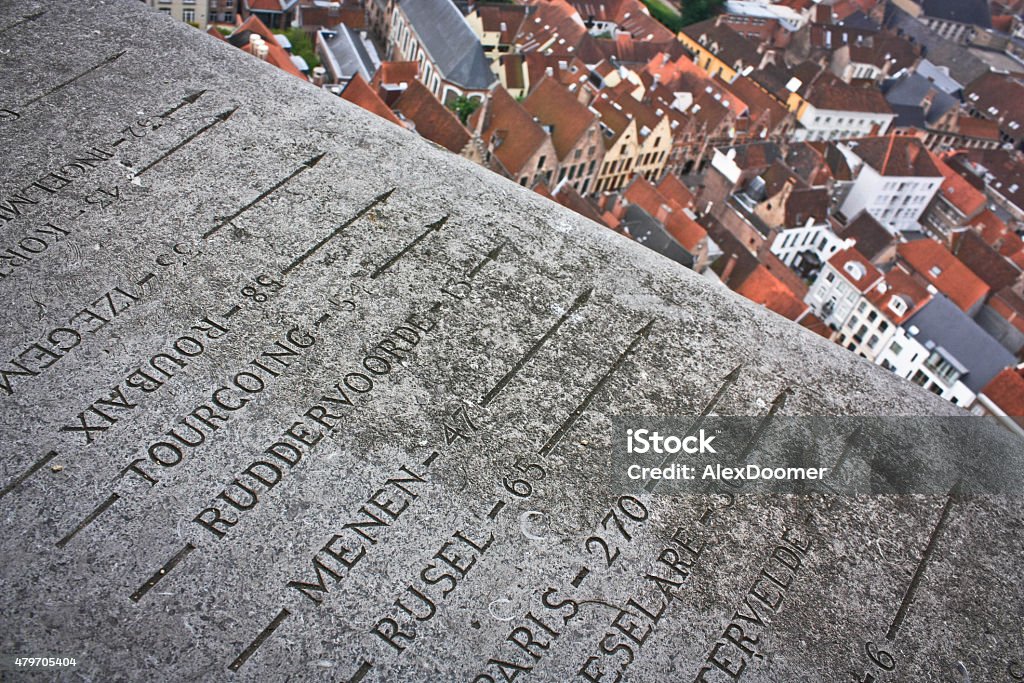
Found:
<box><xmin>449</xmin><ymin>96</ymin><xmax>481</xmax><ymax>125</ymax></box>
<box><xmin>679</xmin><ymin>0</ymin><xmax>724</xmax><ymax>27</ymax></box>
<box><xmin>280</xmin><ymin>27</ymin><xmax>320</xmax><ymax>70</ymax></box>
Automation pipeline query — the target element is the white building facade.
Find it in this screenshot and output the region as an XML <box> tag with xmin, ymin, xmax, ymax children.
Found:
<box><xmin>794</xmin><ymin>104</ymin><xmax>895</xmax><ymax>142</ymax></box>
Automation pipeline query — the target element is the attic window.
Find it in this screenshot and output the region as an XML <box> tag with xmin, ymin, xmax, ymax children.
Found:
<box><xmin>843</xmin><ymin>261</ymin><xmax>866</xmax><ymax>280</ymax></box>
<box><xmin>929</xmin><ymin>265</ymin><xmax>942</xmax><ymax>277</ymax></box>
<box><xmin>889</xmin><ymin>297</ymin><xmax>907</xmax><ymax>315</ymax></box>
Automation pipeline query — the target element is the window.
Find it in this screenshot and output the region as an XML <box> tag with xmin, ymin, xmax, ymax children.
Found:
<box><xmin>537</xmin><ymin>155</ymin><xmax>546</xmax><ymax>169</ymax></box>
<box><xmin>890</xmin><ymin>341</ymin><xmax>903</xmax><ymax>355</ymax></box>
<box><xmin>182</xmin><ymin>8</ymin><xmax>195</xmax><ymax>21</ymax></box>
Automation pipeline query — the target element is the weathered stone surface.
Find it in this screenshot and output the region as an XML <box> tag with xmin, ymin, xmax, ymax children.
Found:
<box><xmin>0</xmin><ymin>3</ymin><xmax>1021</xmax><ymax>681</ymax></box>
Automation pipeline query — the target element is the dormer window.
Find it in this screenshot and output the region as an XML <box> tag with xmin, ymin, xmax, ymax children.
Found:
<box><xmin>843</xmin><ymin>261</ymin><xmax>866</xmax><ymax>281</ymax></box>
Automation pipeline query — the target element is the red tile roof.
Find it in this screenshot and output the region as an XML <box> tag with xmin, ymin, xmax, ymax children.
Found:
<box><xmin>523</xmin><ymin>76</ymin><xmax>596</xmax><ymax>161</ymax></box>
<box><xmin>865</xmin><ymin>264</ymin><xmax>932</xmax><ymax>324</ymax></box>
<box><xmin>988</xmin><ymin>287</ymin><xmax>1024</xmax><ymax>336</ymax></box>
<box><xmin>656</xmin><ymin>174</ymin><xmax>695</xmax><ymax>210</ymax></box>
<box><xmin>569</xmin><ymin>0</ymin><xmax>674</xmax><ymax>43</ymax></box>
<box><xmin>933</xmin><ymin>153</ymin><xmax>987</xmax><ymax>217</ymax></box>
<box><xmin>298</xmin><ymin>3</ymin><xmax>365</xmax><ymax>30</ymax></box>
<box><xmin>469</xmin><ymin>86</ymin><xmax>551</xmax><ymax>176</ymax></box>
<box><xmin>970</xmin><ymin>209</ymin><xmax>1024</xmax><ymax>268</ymax></box>
<box><xmin>800</xmin><ymin>312</ymin><xmax>832</xmax><ymax>338</ymax></box>
<box><xmin>371</xmin><ymin>61</ymin><xmax>419</xmax><ymax>88</ymax></box>
<box><xmin>392</xmin><ymin>80</ymin><xmax>471</xmax><ymax>153</ymax></box>
<box><xmin>341</xmin><ymin>73</ymin><xmax>402</xmax><ymax>125</ymax></box>
<box><xmin>964</xmin><ymin>72</ymin><xmax>1024</xmax><ymax>139</ymax></box>
<box><xmin>718</xmin><ymin>75</ymin><xmax>790</xmax><ymax>135</ymax></box>
<box><xmin>553</xmin><ymin>183</ymin><xmax>606</xmax><ymax>224</ymax></box>
<box><xmin>231</xmin><ymin>15</ymin><xmax>306</xmax><ymax>79</ymax></box>
<box><xmin>516</xmin><ymin>0</ymin><xmax>588</xmax><ymax>55</ymax></box>
<box><xmin>950</xmin><ymin>229</ymin><xmax>1021</xmax><ymax>293</ymax></box>
<box><xmin>956</xmin><ymin>115</ymin><xmax>1001</xmax><ymax>141</ymax></box>
<box><xmin>829</xmin><ymin>248</ymin><xmax>883</xmax><ymax>292</ymax></box>
<box><xmin>838</xmin><ymin>211</ymin><xmax>893</xmax><ymax>260</ymax></box>
<box><xmin>805</xmin><ymin>72</ymin><xmax>893</xmax><ymax>114</ymax></box>
<box><xmin>980</xmin><ymin>367</ymin><xmax>1024</xmax><ymax>416</ymax></box>
<box><xmin>523</xmin><ymin>52</ymin><xmax>590</xmax><ymax>91</ymax></box>
<box><xmin>898</xmin><ymin>238</ymin><xmax>991</xmax><ymax>312</ymax></box>
<box><xmin>850</xmin><ymin>134</ymin><xmax>942</xmax><ymax>177</ymax></box>
<box><xmin>623</xmin><ymin>176</ymin><xmax>707</xmax><ymax>252</ymax></box>
<box><xmin>734</xmin><ymin>265</ymin><xmax>810</xmax><ymax>321</ymax></box>
<box><xmin>246</xmin><ymin>0</ymin><xmax>291</xmax><ymax>12</ymax></box>
<box><xmin>476</xmin><ymin>3</ymin><xmax>530</xmax><ymax>43</ymax></box>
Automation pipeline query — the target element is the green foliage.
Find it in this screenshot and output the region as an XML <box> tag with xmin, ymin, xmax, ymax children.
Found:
<box><xmin>641</xmin><ymin>0</ymin><xmax>682</xmax><ymax>32</ymax></box>
<box><xmin>280</xmin><ymin>27</ymin><xmax>320</xmax><ymax>70</ymax></box>
<box><xmin>679</xmin><ymin>0</ymin><xmax>725</xmax><ymax>27</ymax></box>
<box><xmin>449</xmin><ymin>96</ymin><xmax>482</xmax><ymax>124</ymax></box>
<box><xmin>640</xmin><ymin>0</ymin><xmax>723</xmax><ymax>31</ymax></box>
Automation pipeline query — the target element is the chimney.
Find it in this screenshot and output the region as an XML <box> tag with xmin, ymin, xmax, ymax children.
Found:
<box><xmin>655</xmin><ymin>203</ymin><xmax>671</xmax><ymax>223</ymax></box>
<box><xmin>312</xmin><ymin>66</ymin><xmax>326</xmax><ymax>87</ymax></box>
<box><xmin>721</xmin><ymin>253</ymin><xmax>739</xmax><ymax>285</ymax></box>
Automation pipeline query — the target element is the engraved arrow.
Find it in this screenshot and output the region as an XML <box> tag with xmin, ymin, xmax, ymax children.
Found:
<box><xmin>538</xmin><ymin>319</ymin><xmax>655</xmax><ymax>457</ymax></box>
<box><xmin>0</xmin><ymin>10</ymin><xmax>46</xmax><ymax>36</ymax></box>
<box><xmin>645</xmin><ymin>364</ymin><xmax>743</xmax><ymax>493</ymax></box>
<box><xmin>467</xmin><ymin>240</ymin><xmax>505</xmax><ymax>278</ymax></box>
<box><xmin>134</xmin><ymin>107</ymin><xmax>236</xmax><ymax>176</ymax></box>
<box><xmin>481</xmin><ymin>287</ymin><xmax>592</xmax><ymax>407</ymax></box>
<box><xmin>281</xmin><ymin>187</ymin><xmax>396</xmax><ymax>275</ymax></box>
<box><xmin>19</xmin><ymin>50</ymin><xmax>127</xmax><ymax>109</ymax></box>
<box><xmin>370</xmin><ymin>214</ymin><xmax>448</xmax><ymax>278</ymax></box>
<box><xmin>203</xmin><ymin>152</ymin><xmax>326</xmax><ymax>238</ymax></box>
<box><xmin>157</xmin><ymin>89</ymin><xmax>206</xmax><ymax>119</ymax></box>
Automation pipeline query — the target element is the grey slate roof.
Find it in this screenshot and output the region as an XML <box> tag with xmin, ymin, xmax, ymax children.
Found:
<box><xmin>921</xmin><ymin>0</ymin><xmax>992</xmax><ymax>29</ymax></box>
<box><xmin>621</xmin><ymin>204</ymin><xmax>695</xmax><ymax>269</ymax></box>
<box><xmin>915</xmin><ymin>59</ymin><xmax>963</xmax><ymax>94</ymax></box>
<box><xmin>906</xmin><ymin>293</ymin><xmax>1014</xmax><ymax>393</ymax></box>
<box><xmin>399</xmin><ymin>0</ymin><xmax>496</xmax><ymax>90</ymax></box>
<box><xmin>319</xmin><ymin>26</ymin><xmax>380</xmax><ymax>83</ymax></box>
<box><xmin>882</xmin><ymin>72</ymin><xmax>958</xmax><ymax>126</ymax></box>
<box><xmin>883</xmin><ymin>5</ymin><xmax>989</xmax><ymax>87</ymax></box>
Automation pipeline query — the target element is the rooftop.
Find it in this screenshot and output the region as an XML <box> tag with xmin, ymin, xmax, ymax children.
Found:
<box><xmin>906</xmin><ymin>293</ymin><xmax>1014</xmax><ymax>393</ymax></box>
<box><xmin>898</xmin><ymin>238</ymin><xmax>991</xmax><ymax>313</ymax></box>
<box><xmin>847</xmin><ymin>135</ymin><xmax>943</xmax><ymax>177</ymax></box>
<box><xmin>399</xmin><ymin>0</ymin><xmax>496</xmax><ymax>89</ymax></box>
<box><xmin>981</xmin><ymin>367</ymin><xmax>1024</xmax><ymax>417</ymax></box>
<box><xmin>523</xmin><ymin>77</ymin><xmax>597</xmax><ymax>161</ymax></box>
